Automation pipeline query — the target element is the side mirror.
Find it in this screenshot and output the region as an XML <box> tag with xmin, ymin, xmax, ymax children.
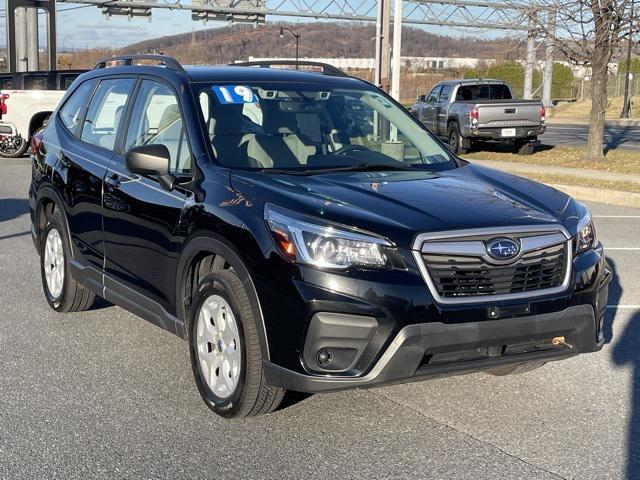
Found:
<box><xmin>125</xmin><ymin>144</ymin><xmax>175</xmax><ymax>191</ymax></box>
<box><xmin>417</xmin><ymin>95</ymin><xmax>426</xmax><ymax>102</ymax></box>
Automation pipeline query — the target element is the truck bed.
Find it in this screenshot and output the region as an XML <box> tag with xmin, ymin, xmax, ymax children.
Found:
<box><xmin>457</xmin><ymin>99</ymin><xmax>543</xmax><ymax>128</ymax></box>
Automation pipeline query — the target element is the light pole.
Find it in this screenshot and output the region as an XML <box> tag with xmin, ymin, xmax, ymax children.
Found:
<box><xmin>621</xmin><ymin>0</ymin><xmax>635</xmax><ymax>118</ymax></box>
<box><xmin>279</xmin><ymin>27</ymin><xmax>301</xmax><ymax>68</ymax></box>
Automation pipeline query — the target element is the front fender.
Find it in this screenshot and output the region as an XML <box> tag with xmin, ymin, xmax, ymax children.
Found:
<box><xmin>176</xmin><ymin>232</ymin><xmax>271</xmax><ymax>360</ymax></box>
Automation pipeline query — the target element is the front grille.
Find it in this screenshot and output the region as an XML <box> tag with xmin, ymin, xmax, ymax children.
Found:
<box><xmin>422</xmin><ymin>242</ymin><xmax>568</xmax><ymax>298</ymax></box>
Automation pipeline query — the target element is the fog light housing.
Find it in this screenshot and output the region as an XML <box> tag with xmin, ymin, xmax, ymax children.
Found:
<box><xmin>317</xmin><ymin>349</ymin><xmax>333</xmax><ymax>367</ymax></box>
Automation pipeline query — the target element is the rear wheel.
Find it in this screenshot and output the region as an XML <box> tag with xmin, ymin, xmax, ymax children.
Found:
<box><xmin>189</xmin><ymin>270</ymin><xmax>285</xmax><ymax>418</ymax></box>
<box><xmin>514</xmin><ymin>138</ymin><xmax>536</xmax><ymax>155</ymax></box>
<box><xmin>447</xmin><ymin>122</ymin><xmax>468</xmax><ymax>155</ymax></box>
<box><xmin>40</xmin><ymin>211</ymin><xmax>95</xmax><ymax>312</ymax></box>
<box><xmin>0</xmin><ymin>135</ymin><xmax>28</xmax><ymax>158</ymax></box>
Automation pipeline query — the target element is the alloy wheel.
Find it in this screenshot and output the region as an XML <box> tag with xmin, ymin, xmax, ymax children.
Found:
<box><xmin>43</xmin><ymin>228</ymin><xmax>64</xmax><ymax>299</ymax></box>
<box><xmin>196</xmin><ymin>294</ymin><xmax>242</xmax><ymax>399</ymax></box>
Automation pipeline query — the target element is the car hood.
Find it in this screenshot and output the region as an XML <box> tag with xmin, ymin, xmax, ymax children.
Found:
<box><xmin>230</xmin><ymin>162</ymin><xmax>582</xmax><ymax>247</ymax></box>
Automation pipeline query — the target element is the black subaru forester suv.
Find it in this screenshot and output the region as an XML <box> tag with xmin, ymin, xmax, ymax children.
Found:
<box><xmin>29</xmin><ymin>55</ymin><xmax>611</xmax><ymax>418</ymax></box>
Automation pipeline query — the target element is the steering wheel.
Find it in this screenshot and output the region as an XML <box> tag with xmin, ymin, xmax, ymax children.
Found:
<box><xmin>333</xmin><ymin>144</ymin><xmax>370</xmax><ymax>155</ymax></box>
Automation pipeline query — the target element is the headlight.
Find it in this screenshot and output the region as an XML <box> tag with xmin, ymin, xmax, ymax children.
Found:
<box><xmin>576</xmin><ymin>209</ymin><xmax>596</xmax><ymax>254</ymax></box>
<box><xmin>265</xmin><ymin>205</ymin><xmax>401</xmax><ymax>269</ymax></box>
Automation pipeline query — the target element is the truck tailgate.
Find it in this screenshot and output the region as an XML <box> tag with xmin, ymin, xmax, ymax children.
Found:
<box><xmin>476</xmin><ymin>102</ymin><xmax>541</xmax><ymax>128</ymax></box>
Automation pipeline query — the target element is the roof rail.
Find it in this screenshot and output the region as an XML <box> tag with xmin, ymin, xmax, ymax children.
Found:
<box><xmin>94</xmin><ymin>54</ymin><xmax>185</xmax><ymax>73</ymax></box>
<box><xmin>231</xmin><ymin>60</ymin><xmax>348</xmax><ymax>77</ymax></box>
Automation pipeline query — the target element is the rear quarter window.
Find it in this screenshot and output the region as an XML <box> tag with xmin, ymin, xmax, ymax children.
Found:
<box><xmin>58</xmin><ymin>79</ymin><xmax>97</xmax><ymax>138</ymax></box>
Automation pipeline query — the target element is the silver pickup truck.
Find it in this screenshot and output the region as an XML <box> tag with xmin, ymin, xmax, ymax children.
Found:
<box><xmin>410</xmin><ymin>79</ymin><xmax>545</xmax><ymax>155</ymax></box>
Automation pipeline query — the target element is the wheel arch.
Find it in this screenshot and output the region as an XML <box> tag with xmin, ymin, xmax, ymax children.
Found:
<box><xmin>446</xmin><ymin>115</ymin><xmax>460</xmax><ymax>128</ymax></box>
<box><xmin>34</xmin><ymin>187</ymin><xmax>71</xmax><ymax>257</ymax></box>
<box><xmin>176</xmin><ymin>232</ymin><xmax>271</xmax><ymax>360</ymax></box>
<box><xmin>28</xmin><ymin>111</ymin><xmax>53</xmax><ymax>138</ymax></box>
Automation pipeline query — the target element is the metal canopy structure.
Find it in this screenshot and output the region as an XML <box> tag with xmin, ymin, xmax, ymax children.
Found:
<box><xmin>57</xmin><ymin>0</ymin><xmax>538</xmax><ymax>30</ymax></box>
<box><xmin>5</xmin><ymin>0</ymin><xmax>556</xmax><ymax>105</ymax></box>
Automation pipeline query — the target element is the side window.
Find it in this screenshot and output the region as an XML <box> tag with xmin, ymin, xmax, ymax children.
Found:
<box><xmin>427</xmin><ymin>86</ymin><xmax>441</xmax><ymax>103</ymax></box>
<box><xmin>125</xmin><ymin>80</ymin><xmax>191</xmax><ymax>175</ymax></box>
<box><xmin>81</xmin><ymin>78</ymin><xmax>135</xmax><ymax>151</ymax></box>
<box><xmin>58</xmin><ymin>79</ymin><xmax>96</xmax><ymax>138</ymax></box>
<box><xmin>439</xmin><ymin>85</ymin><xmax>452</xmax><ymax>103</ymax></box>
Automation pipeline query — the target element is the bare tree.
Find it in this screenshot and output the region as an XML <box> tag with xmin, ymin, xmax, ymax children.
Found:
<box><xmin>532</xmin><ymin>0</ymin><xmax>633</xmax><ymax>159</ymax></box>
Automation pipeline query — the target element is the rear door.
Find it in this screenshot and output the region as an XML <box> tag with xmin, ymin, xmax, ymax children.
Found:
<box><xmin>102</xmin><ymin>78</ymin><xmax>192</xmax><ymax>329</ymax></box>
<box><xmin>53</xmin><ymin>76</ymin><xmax>135</xmax><ymax>272</ymax></box>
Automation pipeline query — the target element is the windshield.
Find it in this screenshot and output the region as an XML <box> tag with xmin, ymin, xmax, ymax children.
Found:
<box><xmin>194</xmin><ymin>82</ymin><xmax>456</xmax><ymax>172</ymax></box>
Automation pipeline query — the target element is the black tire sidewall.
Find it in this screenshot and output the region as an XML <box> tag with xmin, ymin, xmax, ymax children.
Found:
<box><xmin>188</xmin><ymin>274</ymin><xmax>249</xmax><ymax>417</ymax></box>
<box><xmin>448</xmin><ymin>123</ymin><xmax>465</xmax><ymax>154</ymax></box>
<box><xmin>448</xmin><ymin>124</ymin><xmax>459</xmax><ymax>151</ymax></box>
<box><xmin>39</xmin><ymin>213</ymin><xmax>69</xmax><ymax>311</ymax></box>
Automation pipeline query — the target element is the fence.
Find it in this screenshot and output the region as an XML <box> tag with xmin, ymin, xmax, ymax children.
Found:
<box><xmin>575</xmin><ymin>74</ymin><xmax>640</xmax><ymax>101</ymax></box>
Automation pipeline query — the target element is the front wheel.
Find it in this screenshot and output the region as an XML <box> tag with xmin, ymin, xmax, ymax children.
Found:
<box><xmin>189</xmin><ymin>270</ymin><xmax>285</xmax><ymax>418</ymax></box>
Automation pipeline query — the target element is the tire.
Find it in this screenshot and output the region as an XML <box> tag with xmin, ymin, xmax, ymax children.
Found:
<box><xmin>487</xmin><ymin>362</ymin><xmax>546</xmax><ymax>376</ymax></box>
<box><xmin>0</xmin><ymin>136</ymin><xmax>28</xmax><ymax>158</ymax></box>
<box><xmin>514</xmin><ymin>138</ymin><xmax>536</xmax><ymax>155</ymax></box>
<box><xmin>189</xmin><ymin>270</ymin><xmax>285</xmax><ymax>418</ymax></box>
<box><xmin>40</xmin><ymin>211</ymin><xmax>95</xmax><ymax>312</ymax></box>
<box><xmin>447</xmin><ymin>122</ymin><xmax>468</xmax><ymax>154</ymax></box>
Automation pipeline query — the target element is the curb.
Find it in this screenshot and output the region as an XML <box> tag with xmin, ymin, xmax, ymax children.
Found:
<box><xmin>472</xmin><ymin>159</ymin><xmax>640</xmax><ymax>186</ymax></box>
<box><xmin>547</xmin><ymin>183</ymin><xmax>640</xmax><ymax>209</ymax></box>
<box><xmin>547</xmin><ymin>117</ymin><xmax>640</xmax><ymax>127</ymax></box>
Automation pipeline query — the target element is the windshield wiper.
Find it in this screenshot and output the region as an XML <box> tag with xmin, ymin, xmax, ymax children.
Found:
<box><xmin>263</xmin><ymin>163</ymin><xmax>416</xmax><ymax>176</ymax></box>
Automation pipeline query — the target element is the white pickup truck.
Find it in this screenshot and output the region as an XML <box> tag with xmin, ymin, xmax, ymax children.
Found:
<box><xmin>0</xmin><ymin>70</ymin><xmax>85</xmax><ymax>157</ymax></box>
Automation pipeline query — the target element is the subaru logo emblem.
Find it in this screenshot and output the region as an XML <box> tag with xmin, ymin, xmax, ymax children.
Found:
<box><xmin>486</xmin><ymin>238</ymin><xmax>520</xmax><ymax>261</ymax></box>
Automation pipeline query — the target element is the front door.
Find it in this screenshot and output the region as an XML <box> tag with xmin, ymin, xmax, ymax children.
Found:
<box><xmin>421</xmin><ymin>86</ymin><xmax>441</xmax><ymax>132</ymax></box>
<box><xmin>102</xmin><ymin>78</ymin><xmax>193</xmax><ymax>330</ymax></box>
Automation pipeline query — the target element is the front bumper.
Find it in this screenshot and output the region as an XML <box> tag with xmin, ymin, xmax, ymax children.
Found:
<box><xmin>265</xmin><ymin>304</ymin><xmax>601</xmax><ymax>393</ymax></box>
<box><xmin>255</xmin><ymin>243</ymin><xmax>610</xmax><ymax>393</ymax></box>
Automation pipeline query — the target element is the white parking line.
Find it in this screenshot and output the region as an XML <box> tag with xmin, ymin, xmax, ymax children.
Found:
<box><xmin>606</xmin><ymin>305</ymin><xmax>640</xmax><ymax>309</ymax></box>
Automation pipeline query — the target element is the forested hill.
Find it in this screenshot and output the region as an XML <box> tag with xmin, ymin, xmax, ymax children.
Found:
<box><xmin>123</xmin><ymin>22</ymin><xmax>523</xmax><ymax>65</ymax></box>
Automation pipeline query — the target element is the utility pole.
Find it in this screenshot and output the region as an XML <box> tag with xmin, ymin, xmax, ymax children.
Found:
<box><xmin>523</xmin><ymin>10</ymin><xmax>537</xmax><ymax>99</ymax></box>
<box><xmin>279</xmin><ymin>27</ymin><xmax>300</xmax><ymax>66</ymax></box>
<box><xmin>390</xmin><ymin>0</ymin><xmax>402</xmax><ymax>101</ymax></box>
<box><xmin>16</xmin><ymin>8</ymin><xmax>28</xmax><ymax>72</ymax></box>
<box><xmin>27</xmin><ymin>8</ymin><xmax>39</xmax><ymax>71</ymax></box>
<box><xmin>374</xmin><ymin>0</ymin><xmax>391</xmax><ymax>92</ymax></box>
<box><xmin>621</xmin><ymin>0</ymin><xmax>635</xmax><ymax>118</ymax></box>
<box><xmin>541</xmin><ymin>9</ymin><xmax>556</xmax><ymax>108</ymax></box>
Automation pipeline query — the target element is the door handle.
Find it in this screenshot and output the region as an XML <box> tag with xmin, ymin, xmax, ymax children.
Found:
<box><xmin>105</xmin><ymin>172</ymin><xmax>121</xmax><ymax>188</ymax></box>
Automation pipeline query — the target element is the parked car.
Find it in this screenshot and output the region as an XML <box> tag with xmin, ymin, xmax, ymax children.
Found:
<box><xmin>0</xmin><ymin>69</ymin><xmax>85</xmax><ymax>157</ymax></box>
<box><xmin>410</xmin><ymin>79</ymin><xmax>546</xmax><ymax>155</ymax></box>
<box><xmin>30</xmin><ymin>55</ymin><xmax>610</xmax><ymax>418</ymax></box>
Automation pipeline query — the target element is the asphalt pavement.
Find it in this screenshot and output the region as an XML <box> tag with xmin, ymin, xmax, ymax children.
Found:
<box><xmin>543</xmin><ymin>122</ymin><xmax>640</xmax><ymax>150</ymax></box>
<box><xmin>1</xmin><ymin>162</ymin><xmax>639</xmax><ymax>479</ymax></box>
